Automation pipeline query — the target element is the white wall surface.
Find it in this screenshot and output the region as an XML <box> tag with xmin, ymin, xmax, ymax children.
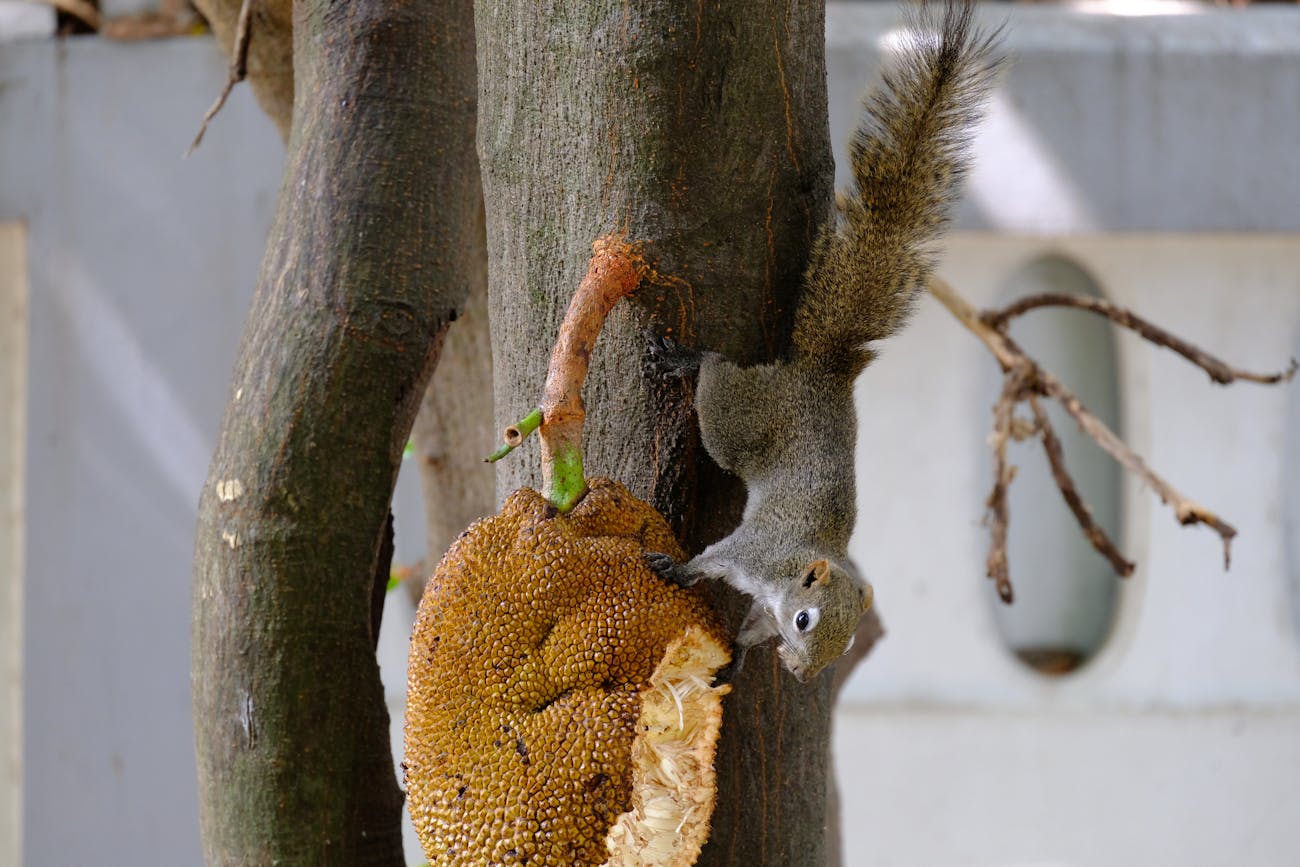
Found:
<box><xmin>827</xmin><ymin>7</ymin><xmax>1300</xmax><ymax>866</ymax></box>
<box><xmin>2</xmin><ymin>6</ymin><xmax>1298</xmax><ymax>866</ymax></box>
<box><xmin>834</xmin><ymin>708</ymin><xmax>1300</xmax><ymax>867</ymax></box>
<box><xmin>0</xmin><ymin>2</ymin><xmax>53</xmax><ymax>41</ymax></box>
<box><xmin>0</xmin><ymin>35</ymin><xmax>283</xmax><ymax>866</ymax></box>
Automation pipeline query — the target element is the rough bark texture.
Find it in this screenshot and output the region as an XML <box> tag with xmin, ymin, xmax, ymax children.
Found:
<box><xmin>190</xmin><ymin>0</ymin><xmax>480</xmax><ymax>863</ymax></box>
<box><xmin>477</xmin><ymin>2</ymin><xmax>836</xmax><ymax>863</ymax></box>
<box><xmin>195</xmin><ymin>0</ymin><xmax>497</xmax><ymax>612</ymax></box>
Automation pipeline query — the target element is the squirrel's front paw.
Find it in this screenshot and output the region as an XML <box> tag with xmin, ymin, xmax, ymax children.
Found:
<box><xmin>712</xmin><ymin>643</ymin><xmax>747</xmax><ymax>686</ymax></box>
<box><xmin>645</xmin><ymin>551</ymin><xmax>700</xmax><ymax>588</ymax></box>
<box><xmin>644</xmin><ymin>331</ymin><xmax>702</xmax><ymax>379</ymax></box>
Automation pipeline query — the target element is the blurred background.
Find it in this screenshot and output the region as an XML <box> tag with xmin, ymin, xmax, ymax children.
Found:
<box><xmin>1</xmin><ymin>1</ymin><xmax>1298</xmax><ymax>864</ymax></box>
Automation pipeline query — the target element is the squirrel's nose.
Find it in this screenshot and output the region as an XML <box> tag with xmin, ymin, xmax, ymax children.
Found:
<box><xmin>788</xmin><ymin>660</ymin><xmax>812</xmax><ymax>682</ymax></box>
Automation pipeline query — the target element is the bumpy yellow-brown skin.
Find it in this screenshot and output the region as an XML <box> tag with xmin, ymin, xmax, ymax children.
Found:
<box><xmin>405</xmin><ymin>477</ymin><xmax>726</xmax><ymax>866</ymax></box>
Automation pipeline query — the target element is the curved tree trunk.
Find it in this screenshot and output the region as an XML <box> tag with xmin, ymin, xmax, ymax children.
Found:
<box><xmin>190</xmin><ymin>0</ymin><xmax>480</xmax><ymax>862</ymax></box>
<box><xmin>193</xmin><ymin>0</ymin><xmax>498</xmax><ymax>623</ymax></box>
<box><xmin>477</xmin><ymin>2</ymin><xmax>836</xmax><ymax>863</ymax></box>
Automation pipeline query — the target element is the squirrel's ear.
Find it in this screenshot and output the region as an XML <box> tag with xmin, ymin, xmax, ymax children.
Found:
<box><xmin>804</xmin><ymin>560</ymin><xmax>832</xmax><ymax>588</ymax></box>
<box><xmin>860</xmin><ymin>582</ymin><xmax>874</xmax><ymax>613</ymax></box>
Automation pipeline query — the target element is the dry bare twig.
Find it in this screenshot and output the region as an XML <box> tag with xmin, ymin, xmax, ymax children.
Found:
<box><xmin>928</xmin><ymin>276</ymin><xmax>1294</xmax><ymax>602</ymax></box>
<box><xmin>1027</xmin><ymin>396</ymin><xmax>1135</xmax><ymax>577</ymax></box>
<box><xmin>987</xmin><ymin>292</ymin><xmax>1298</xmax><ymax>386</ymax></box>
<box><xmin>187</xmin><ymin>0</ymin><xmax>255</xmax><ymax>156</ymax></box>
<box><xmin>984</xmin><ymin>364</ymin><xmax>1030</xmax><ymax>604</ymax></box>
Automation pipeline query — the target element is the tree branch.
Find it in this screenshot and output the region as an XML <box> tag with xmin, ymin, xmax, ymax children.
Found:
<box><xmin>984</xmin><ymin>363</ymin><xmax>1027</xmax><ymax>604</ymax></box>
<box><xmin>927</xmin><ymin>275</ymin><xmax>1273</xmax><ymax>599</ymax></box>
<box><xmin>1027</xmin><ymin>397</ymin><xmax>1134</xmax><ymax>577</ymax></box>
<box><xmin>1032</xmin><ymin>350</ymin><xmax>1237</xmax><ymax>568</ymax></box>
<box><xmin>187</xmin><ymin>0</ymin><xmax>253</xmax><ymax>156</ymax></box>
<box><xmin>477</xmin><ymin>2</ymin><xmax>837</xmax><ymax>861</ymax></box>
<box><xmin>191</xmin><ymin>1</ymin><xmax>479</xmax><ymax>862</ymax></box>
<box><xmin>987</xmin><ymin>292</ymin><xmax>1298</xmax><ymax>386</ymax></box>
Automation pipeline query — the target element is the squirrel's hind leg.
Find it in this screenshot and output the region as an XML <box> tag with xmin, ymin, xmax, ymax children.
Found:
<box><xmin>644</xmin><ymin>332</ymin><xmax>705</xmax><ymax>378</ymax></box>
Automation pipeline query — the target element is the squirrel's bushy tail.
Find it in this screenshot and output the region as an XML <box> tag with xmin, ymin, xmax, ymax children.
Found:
<box><xmin>794</xmin><ymin>0</ymin><xmax>1001</xmax><ymax>373</ymax></box>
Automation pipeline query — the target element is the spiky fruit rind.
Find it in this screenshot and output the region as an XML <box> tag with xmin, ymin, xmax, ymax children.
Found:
<box><xmin>405</xmin><ymin>478</ymin><xmax>728</xmax><ymax>866</ymax></box>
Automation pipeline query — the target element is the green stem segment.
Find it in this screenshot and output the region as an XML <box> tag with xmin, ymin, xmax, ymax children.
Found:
<box><xmin>486</xmin><ymin>407</ymin><xmax>542</xmax><ymax>462</ymax></box>
<box><xmin>545</xmin><ymin>441</ymin><xmax>586</xmax><ymax>513</ymax></box>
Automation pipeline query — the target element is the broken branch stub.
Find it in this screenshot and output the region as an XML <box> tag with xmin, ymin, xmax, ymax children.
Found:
<box><xmin>186</xmin><ymin>0</ymin><xmax>255</xmax><ymax>156</ymax></box>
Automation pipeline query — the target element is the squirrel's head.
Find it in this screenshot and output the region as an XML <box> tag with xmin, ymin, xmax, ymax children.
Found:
<box><xmin>773</xmin><ymin>558</ymin><xmax>874</xmax><ymax>682</ymax></box>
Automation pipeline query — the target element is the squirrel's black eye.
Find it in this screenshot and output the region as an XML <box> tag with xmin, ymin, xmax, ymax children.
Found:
<box><xmin>794</xmin><ymin>608</ymin><xmax>820</xmax><ymax>632</ymax></box>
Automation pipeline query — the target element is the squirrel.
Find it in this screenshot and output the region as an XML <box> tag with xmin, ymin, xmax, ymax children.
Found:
<box><xmin>647</xmin><ymin>0</ymin><xmax>1001</xmax><ymax>682</ymax></box>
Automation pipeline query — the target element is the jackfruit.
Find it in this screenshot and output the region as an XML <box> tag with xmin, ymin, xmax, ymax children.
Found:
<box><xmin>405</xmin><ymin>477</ymin><xmax>730</xmax><ymax>866</ymax></box>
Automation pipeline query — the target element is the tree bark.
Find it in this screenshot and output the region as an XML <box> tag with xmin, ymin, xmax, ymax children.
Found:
<box><xmin>191</xmin><ymin>0</ymin><xmax>479</xmax><ymax>863</ymax></box>
<box><xmin>193</xmin><ymin>0</ymin><xmax>497</xmax><ymax>615</ymax></box>
<box><xmin>477</xmin><ymin>2</ymin><xmax>836</xmax><ymax>863</ymax></box>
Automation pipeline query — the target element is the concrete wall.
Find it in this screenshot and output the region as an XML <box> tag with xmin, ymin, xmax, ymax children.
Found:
<box><xmin>829</xmin><ymin>7</ymin><xmax>1300</xmax><ymax>867</ymax></box>
<box><xmin>1</xmin><ymin>6</ymin><xmax>1298</xmax><ymax>866</ymax></box>
<box><xmin>0</xmin><ymin>34</ymin><xmax>282</xmax><ymax>866</ymax></box>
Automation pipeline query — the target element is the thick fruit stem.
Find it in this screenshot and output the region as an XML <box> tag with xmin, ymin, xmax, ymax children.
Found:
<box><xmin>490</xmin><ymin>235</ymin><xmax>648</xmax><ymax>511</ymax></box>
<box><xmin>540</xmin><ymin>235</ymin><xmax>647</xmax><ymax>510</ymax></box>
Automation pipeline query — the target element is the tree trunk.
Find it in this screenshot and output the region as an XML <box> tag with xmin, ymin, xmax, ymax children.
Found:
<box><xmin>477</xmin><ymin>1</ymin><xmax>836</xmax><ymax>863</ymax></box>
<box><xmin>190</xmin><ymin>0</ymin><xmax>480</xmax><ymax>862</ymax></box>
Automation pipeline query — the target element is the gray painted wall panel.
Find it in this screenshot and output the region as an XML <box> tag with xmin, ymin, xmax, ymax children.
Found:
<box><xmin>827</xmin><ymin>6</ymin><xmax>1300</xmax><ymax>233</ymax></box>
<box><xmin>1</xmin><ymin>37</ymin><xmax>283</xmax><ymax>866</ymax></box>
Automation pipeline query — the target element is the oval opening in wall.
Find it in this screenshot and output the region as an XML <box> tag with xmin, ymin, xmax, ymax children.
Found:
<box><xmin>985</xmin><ymin>255</ymin><xmax>1123</xmax><ymax>677</ymax></box>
